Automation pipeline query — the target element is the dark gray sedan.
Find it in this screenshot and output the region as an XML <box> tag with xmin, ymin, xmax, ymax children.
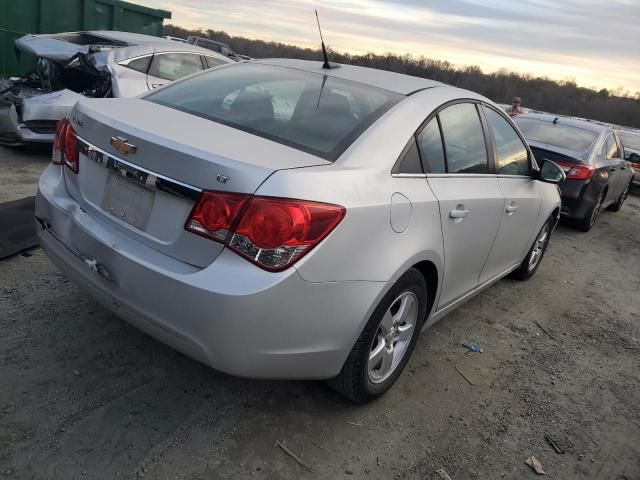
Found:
<box><xmin>515</xmin><ymin>113</ymin><xmax>633</xmax><ymax>231</ymax></box>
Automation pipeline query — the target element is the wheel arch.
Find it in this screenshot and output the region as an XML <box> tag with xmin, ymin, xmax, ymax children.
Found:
<box><xmin>411</xmin><ymin>260</ymin><xmax>439</xmax><ymax>320</ymax></box>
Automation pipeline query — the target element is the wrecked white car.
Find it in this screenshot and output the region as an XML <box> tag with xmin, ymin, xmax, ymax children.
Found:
<box><xmin>0</xmin><ymin>31</ymin><xmax>233</xmax><ymax>146</ymax></box>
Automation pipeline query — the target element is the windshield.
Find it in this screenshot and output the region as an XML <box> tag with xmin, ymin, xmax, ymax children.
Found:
<box><xmin>515</xmin><ymin>117</ymin><xmax>598</xmax><ymax>152</ymax></box>
<box><xmin>145</xmin><ymin>63</ymin><xmax>403</xmax><ymax>160</ymax></box>
<box><xmin>618</xmin><ymin>132</ymin><xmax>640</xmax><ymax>151</ymax></box>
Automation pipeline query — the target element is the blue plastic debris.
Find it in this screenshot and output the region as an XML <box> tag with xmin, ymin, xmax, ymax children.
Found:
<box><xmin>462</xmin><ymin>342</ymin><xmax>483</xmax><ymax>353</ymax></box>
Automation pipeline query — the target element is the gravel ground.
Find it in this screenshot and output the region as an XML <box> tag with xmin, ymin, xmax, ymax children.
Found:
<box><xmin>0</xmin><ymin>145</ymin><xmax>50</xmax><ymax>203</ymax></box>
<box><xmin>1</xmin><ymin>145</ymin><xmax>639</xmax><ymax>479</ymax></box>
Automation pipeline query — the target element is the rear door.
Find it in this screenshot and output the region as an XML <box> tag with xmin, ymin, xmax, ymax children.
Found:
<box><xmin>479</xmin><ymin>105</ymin><xmax>541</xmax><ymax>283</ymax></box>
<box><xmin>602</xmin><ymin>133</ymin><xmax>624</xmax><ymax>203</ymax></box>
<box><xmin>146</xmin><ymin>52</ymin><xmax>205</xmax><ymax>89</ymax></box>
<box><xmin>115</xmin><ymin>54</ymin><xmax>154</xmax><ymax>97</ymax></box>
<box><xmin>613</xmin><ymin>133</ymin><xmax>632</xmax><ymax>194</ymax></box>
<box><xmin>422</xmin><ymin>102</ymin><xmax>505</xmax><ymax>308</ymax></box>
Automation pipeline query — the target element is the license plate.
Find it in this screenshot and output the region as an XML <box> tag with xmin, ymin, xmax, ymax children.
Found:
<box><xmin>101</xmin><ymin>173</ymin><xmax>154</xmax><ymax>230</ymax></box>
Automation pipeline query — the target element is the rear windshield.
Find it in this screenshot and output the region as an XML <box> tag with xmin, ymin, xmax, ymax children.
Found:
<box><xmin>618</xmin><ymin>132</ymin><xmax>640</xmax><ymax>151</ymax></box>
<box><xmin>515</xmin><ymin>117</ymin><xmax>598</xmax><ymax>152</ymax></box>
<box><xmin>145</xmin><ymin>63</ymin><xmax>403</xmax><ymax>161</ymax></box>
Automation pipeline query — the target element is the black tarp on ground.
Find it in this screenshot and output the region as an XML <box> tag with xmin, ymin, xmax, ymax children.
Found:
<box><xmin>0</xmin><ymin>196</ymin><xmax>37</xmax><ymax>259</ymax></box>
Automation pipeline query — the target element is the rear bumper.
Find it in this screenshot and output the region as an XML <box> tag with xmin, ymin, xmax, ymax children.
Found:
<box><xmin>558</xmin><ymin>178</ymin><xmax>598</xmax><ymax>219</ymax></box>
<box><xmin>36</xmin><ymin>164</ymin><xmax>387</xmax><ymax>379</ymax></box>
<box><xmin>0</xmin><ymin>102</ymin><xmax>56</xmax><ymax>145</ymax></box>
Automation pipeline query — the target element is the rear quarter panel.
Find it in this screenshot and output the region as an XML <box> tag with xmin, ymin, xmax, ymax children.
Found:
<box><xmin>254</xmin><ymin>89</ymin><xmax>485</xmax><ymax>286</ymax></box>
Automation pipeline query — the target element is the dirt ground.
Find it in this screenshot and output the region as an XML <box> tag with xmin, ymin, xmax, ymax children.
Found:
<box><xmin>1</xmin><ymin>145</ymin><xmax>639</xmax><ymax>480</ymax></box>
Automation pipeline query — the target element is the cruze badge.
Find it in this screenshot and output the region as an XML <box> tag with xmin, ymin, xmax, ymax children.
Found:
<box><xmin>110</xmin><ymin>136</ymin><xmax>137</xmax><ymax>155</ymax></box>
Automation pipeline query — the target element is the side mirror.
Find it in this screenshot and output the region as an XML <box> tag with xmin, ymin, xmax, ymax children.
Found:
<box><xmin>538</xmin><ymin>159</ymin><xmax>566</xmax><ymax>184</ymax></box>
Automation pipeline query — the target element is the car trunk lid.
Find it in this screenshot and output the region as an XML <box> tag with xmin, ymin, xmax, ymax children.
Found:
<box><xmin>62</xmin><ymin>98</ymin><xmax>330</xmax><ymax>268</ymax></box>
<box><xmin>529</xmin><ymin>142</ymin><xmax>587</xmax><ymax>172</ymax></box>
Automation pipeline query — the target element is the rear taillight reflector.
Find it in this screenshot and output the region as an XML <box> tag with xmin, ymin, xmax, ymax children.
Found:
<box><xmin>185</xmin><ymin>192</ymin><xmax>345</xmax><ymax>271</ymax></box>
<box><xmin>52</xmin><ymin>118</ymin><xmax>79</xmax><ymax>173</ymax></box>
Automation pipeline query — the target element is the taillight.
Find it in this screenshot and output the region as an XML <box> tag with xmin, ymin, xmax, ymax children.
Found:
<box><xmin>52</xmin><ymin>120</ymin><xmax>66</xmax><ymax>165</ymax></box>
<box><xmin>566</xmin><ymin>164</ymin><xmax>594</xmax><ymax>180</ymax></box>
<box><xmin>231</xmin><ymin>197</ymin><xmax>345</xmax><ymax>270</ymax></box>
<box><xmin>52</xmin><ymin>118</ymin><xmax>79</xmax><ymax>173</ymax></box>
<box><xmin>185</xmin><ymin>191</ymin><xmax>250</xmax><ymax>242</ymax></box>
<box><xmin>185</xmin><ymin>192</ymin><xmax>345</xmax><ymax>271</ymax></box>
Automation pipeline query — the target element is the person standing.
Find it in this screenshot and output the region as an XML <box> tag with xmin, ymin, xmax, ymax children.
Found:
<box><xmin>506</xmin><ymin>97</ymin><xmax>524</xmax><ymax>117</ymax></box>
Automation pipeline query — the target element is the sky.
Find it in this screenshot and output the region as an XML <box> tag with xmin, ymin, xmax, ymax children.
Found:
<box><xmin>143</xmin><ymin>0</ymin><xmax>640</xmax><ymax>93</ymax></box>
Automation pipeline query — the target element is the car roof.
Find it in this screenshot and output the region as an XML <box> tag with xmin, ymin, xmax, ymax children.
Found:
<box><xmin>253</xmin><ymin>59</ymin><xmax>445</xmax><ymax>95</ymax></box>
<box><xmin>89</xmin><ymin>30</ymin><xmax>181</xmax><ymax>45</ymax></box>
<box><xmin>78</xmin><ymin>31</ymin><xmax>232</xmax><ymax>66</ymax></box>
<box><xmin>188</xmin><ymin>37</ymin><xmax>230</xmax><ymax>47</ymax></box>
<box><xmin>515</xmin><ymin>111</ymin><xmax>610</xmax><ymax>134</ymax></box>
<box><xmin>87</xmin><ymin>30</ymin><xmax>221</xmax><ymax>56</ymax></box>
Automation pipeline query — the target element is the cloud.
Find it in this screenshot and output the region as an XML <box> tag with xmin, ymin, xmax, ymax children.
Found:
<box><xmin>144</xmin><ymin>0</ymin><xmax>640</xmax><ymax>91</ymax></box>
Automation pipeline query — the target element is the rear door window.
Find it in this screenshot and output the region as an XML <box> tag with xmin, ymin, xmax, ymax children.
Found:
<box><xmin>393</xmin><ymin>139</ymin><xmax>423</xmax><ymax>174</ymax></box>
<box><xmin>438</xmin><ymin>103</ymin><xmax>489</xmax><ymax>174</ymax></box>
<box><xmin>483</xmin><ymin>107</ymin><xmax>530</xmax><ymax>175</ymax></box>
<box><xmin>148</xmin><ymin>53</ymin><xmax>204</xmax><ymax>81</ymax></box>
<box><xmin>604</xmin><ymin>134</ymin><xmax>621</xmax><ymax>159</ymax></box>
<box><xmin>123</xmin><ymin>55</ymin><xmax>152</xmax><ymax>73</ymax></box>
<box><xmin>416</xmin><ymin>117</ymin><xmax>446</xmax><ymax>173</ymax></box>
<box><xmin>203</xmin><ymin>55</ymin><xmax>227</xmax><ymax>69</ymax></box>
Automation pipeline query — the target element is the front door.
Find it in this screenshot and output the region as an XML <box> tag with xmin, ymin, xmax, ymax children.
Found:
<box><xmin>479</xmin><ymin>106</ymin><xmax>541</xmax><ymax>283</ymax></box>
<box><xmin>419</xmin><ymin>102</ymin><xmax>505</xmax><ymax>308</ymax></box>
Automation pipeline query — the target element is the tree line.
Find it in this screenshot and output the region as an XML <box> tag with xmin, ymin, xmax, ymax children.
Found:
<box><xmin>164</xmin><ymin>25</ymin><xmax>640</xmax><ymax>128</ymax></box>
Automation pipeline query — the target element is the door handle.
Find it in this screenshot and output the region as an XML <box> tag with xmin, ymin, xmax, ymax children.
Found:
<box><xmin>505</xmin><ymin>203</ymin><xmax>519</xmax><ymax>215</ymax></box>
<box><xmin>449</xmin><ymin>205</ymin><xmax>469</xmax><ymax>223</ymax></box>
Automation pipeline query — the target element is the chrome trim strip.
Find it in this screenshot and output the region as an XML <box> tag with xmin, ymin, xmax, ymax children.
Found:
<box><xmin>391</xmin><ymin>173</ymin><xmax>428</xmax><ymax>178</ymax></box>
<box><xmin>496</xmin><ymin>174</ymin><xmax>533</xmax><ymax>179</ymax></box>
<box><xmin>426</xmin><ymin>173</ymin><xmax>498</xmax><ymax>178</ymax></box>
<box><xmin>77</xmin><ymin>137</ymin><xmax>201</xmax><ymax>201</ymax></box>
<box><xmin>394</xmin><ymin>173</ymin><xmax>532</xmax><ymax>179</ymax></box>
<box><xmin>117</xmin><ymin>53</ymin><xmax>153</xmax><ymax>66</ymax></box>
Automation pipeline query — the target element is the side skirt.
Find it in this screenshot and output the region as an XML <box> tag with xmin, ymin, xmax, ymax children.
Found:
<box><xmin>420</xmin><ymin>263</ymin><xmax>520</xmax><ymax>331</ymax></box>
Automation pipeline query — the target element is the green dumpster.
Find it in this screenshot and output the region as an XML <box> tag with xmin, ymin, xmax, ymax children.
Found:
<box><xmin>0</xmin><ymin>0</ymin><xmax>171</xmax><ymax>76</ymax></box>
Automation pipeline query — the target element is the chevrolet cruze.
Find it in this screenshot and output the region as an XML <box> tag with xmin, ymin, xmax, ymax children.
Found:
<box><xmin>36</xmin><ymin>59</ymin><xmax>564</xmax><ymax>403</ymax></box>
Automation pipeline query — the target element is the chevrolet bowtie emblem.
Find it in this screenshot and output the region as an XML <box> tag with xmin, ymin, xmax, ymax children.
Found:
<box><xmin>110</xmin><ymin>136</ymin><xmax>137</xmax><ymax>155</ymax></box>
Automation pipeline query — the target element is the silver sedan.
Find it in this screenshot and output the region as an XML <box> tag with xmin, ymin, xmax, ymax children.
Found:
<box><xmin>35</xmin><ymin>59</ymin><xmax>564</xmax><ymax>403</ymax></box>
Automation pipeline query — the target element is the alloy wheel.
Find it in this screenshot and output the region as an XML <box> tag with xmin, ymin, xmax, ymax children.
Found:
<box><xmin>367</xmin><ymin>291</ymin><xmax>418</xmax><ymax>384</ymax></box>
<box><xmin>589</xmin><ymin>194</ymin><xmax>603</xmax><ymax>227</ymax></box>
<box><xmin>528</xmin><ymin>223</ymin><xmax>550</xmax><ymax>272</ymax></box>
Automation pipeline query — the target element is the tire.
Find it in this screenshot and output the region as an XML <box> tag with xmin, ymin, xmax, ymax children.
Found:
<box><xmin>607</xmin><ymin>181</ymin><xmax>631</xmax><ymax>212</ymax></box>
<box><xmin>328</xmin><ymin>268</ymin><xmax>427</xmax><ymax>403</ymax></box>
<box><xmin>510</xmin><ymin>217</ymin><xmax>552</xmax><ymax>281</ymax></box>
<box><xmin>575</xmin><ymin>190</ymin><xmax>605</xmax><ymax>232</ymax></box>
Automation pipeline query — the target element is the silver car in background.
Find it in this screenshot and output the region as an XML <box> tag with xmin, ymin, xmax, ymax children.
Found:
<box><xmin>0</xmin><ymin>30</ymin><xmax>232</xmax><ymax>145</ymax></box>
<box><xmin>35</xmin><ymin>59</ymin><xmax>564</xmax><ymax>402</ymax></box>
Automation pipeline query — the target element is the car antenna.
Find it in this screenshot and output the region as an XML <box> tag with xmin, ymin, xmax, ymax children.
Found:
<box><xmin>315</xmin><ymin>10</ymin><xmax>338</xmax><ymax>69</ymax></box>
<box><xmin>553</xmin><ymin>117</ymin><xmax>559</xmax><ymax>124</ymax></box>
